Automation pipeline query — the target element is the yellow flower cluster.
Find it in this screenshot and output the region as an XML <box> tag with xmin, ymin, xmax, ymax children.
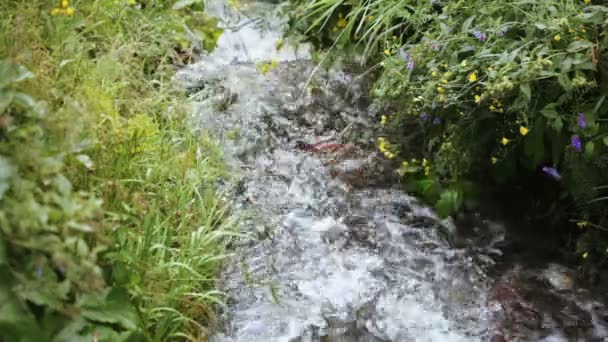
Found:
<box><xmin>398</xmin><ymin>158</ymin><xmax>431</xmax><ymax>176</ymax></box>
<box><xmin>422</xmin><ymin>158</ymin><xmax>431</xmax><ymax>176</ymax></box>
<box><xmin>489</xmin><ymin>99</ymin><xmax>504</xmax><ymax>113</ymax></box>
<box><xmin>380</xmin><ymin>115</ymin><xmax>388</xmax><ymax>126</ymax></box>
<box><xmin>51</xmin><ymin>0</ymin><xmax>75</xmax><ymax>16</ymax></box>
<box><xmin>377</xmin><ymin>137</ymin><xmax>397</xmax><ymax>159</ymax></box>
<box><xmin>468</xmin><ymin>72</ymin><xmax>478</xmax><ymax>82</ymax></box>
<box><xmin>332</xmin><ymin>13</ymin><xmax>348</xmax><ymax>32</ymax></box>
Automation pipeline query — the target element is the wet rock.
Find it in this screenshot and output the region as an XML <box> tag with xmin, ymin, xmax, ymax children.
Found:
<box><xmin>541</xmin><ymin>263</ymin><xmax>575</xmax><ymax>291</ymax></box>
<box><xmin>488</xmin><ymin>269</ymin><xmax>602</xmax><ymax>341</ymax></box>
<box><xmin>328</xmin><ymin>153</ymin><xmax>397</xmax><ymax>189</ymax></box>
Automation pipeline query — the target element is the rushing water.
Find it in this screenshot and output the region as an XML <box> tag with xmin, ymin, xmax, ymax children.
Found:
<box><xmin>176</xmin><ymin>1</ymin><xmax>608</xmax><ymax>341</ymax></box>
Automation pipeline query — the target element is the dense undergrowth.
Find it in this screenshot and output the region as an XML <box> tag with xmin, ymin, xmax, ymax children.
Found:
<box><xmin>0</xmin><ymin>0</ymin><xmax>232</xmax><ymax>340</ymax></box>
<box><xmin>286</xmin><ymin>0</ymin><xmax>608</xmax><ymax>265</ymax></box>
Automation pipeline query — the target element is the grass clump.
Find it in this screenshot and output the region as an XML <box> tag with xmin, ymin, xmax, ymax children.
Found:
<box><xmin>0</xmin><ymin>0</ymin><xmax>231</xmax><ymax>340</ymax></box>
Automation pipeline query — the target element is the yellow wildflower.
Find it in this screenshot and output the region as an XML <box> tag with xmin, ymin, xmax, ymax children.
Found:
<box><xmin>424</xmin><ymin>166</ymin><xmax>431</xmax><ymax>176</ymax></box>
<box><xmin>337</xmin><ymin>13</ymin><xmax>348</xmax><ymax>28</ymax></box>
<box><xmin>384</xmin><ymin>49</ymin><xmax>391</xmax><ymax>56</ymax></box>
<box><xmin>491</xmin><ymin>157</ymin><xmax>497</xmax><ymax>164</ymax></box>
<box><xmin>501</xmin><ymin>137</ymin><xmax>510</xmax><ymax>145</ymax></box>
<box><xmin>381</xmin><ymin>115</ymin><xmax>388</xmax><ymax>126</ymax></box>
<box><xmin>276</xmin><ymin>39</ymin><xmax>284</xmax><ymax>50</ymax></box>
<box><xmin>489</xmin><ymin>105</ymin><xmax>496</xmax><ymax>111</ymax></box>
<box><xmin>61</xmin><ymin>0</ymin><xmax>69</xmax><ymax>8</ymax></box>
<box><xmin>582</xmin><ymin>252</ymin><xmax>588</xmax><ymax>259</ymax></box>
<box><xmin>519</xmin><ymin>126</ymin><xmax>529</xmax><ymax>136</ymax></box>
<box><xmin>66</xmin><ymin>7</ymin><xmax>75</xmax><ymax>16</ymax></box>
<box><xmin>51</xmin><ymin>8</ymin><xmax>61</xmax><ymax>15</ymax></box>
<box><xmin>442</xmin><ymin>79</ymin><xmax>448</xmax><ymax>84</ymax></box>
<box><xmin>422</xmin><ymin>158</ymin><xmax>428</xmax><ymax>167</ymax></box>
<box><xmin>431</xmin><ymin>71</ymin><xmax>438</xmax><ymax>77</ymax></box>
<box><xmin>461</xmin><ymin>60</ymin><xmax>467</xmax><ymax>67</ymax></box>
<box><xmin>468</xmin><ymin>72</ymin><xmax>478</xmax><ymax>82</ymax></box>
<box><xmin>402</xmin><ymin>161</ymin><xmax>409</xmax><ymax>167</ymax></box>
<box><xmin>475</xmin><ymin>95</ymin><xmax>482</xmax><ymax>104</ymax></box>
<box><xmin>554</xmin><ymin>34</ymin><xmax>561</xmax><ymax>42</ymax></box>
<box><xmin>437</xmin><ymin>86</ymin><xmax>445</xmax><ymax>93</ymax></box>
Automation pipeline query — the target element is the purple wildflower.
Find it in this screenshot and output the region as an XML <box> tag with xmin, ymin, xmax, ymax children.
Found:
<box><xmin>421</xmin><ymin>112</ymin><xmax>429</xmax><ymax>121</ymax></box>
<box><xmin>473</xmin><ymin>29</ymin><xmax>487</xmax><ymax>42</ymax></box>
<box><xmin>542</xmin><ymin>166</ymin><xmax>561</xmax><ymax>180</ymax></box>
<box><xmin>399</xmin><ymin>50</ymin><xmax>410</xmax><ymax>62</ymax></box>
<box><xmin>578</xmin><ymin>113</ymin><xmax>587</xmax><ymax>128</ymax></box>
<box><xmin>407</xmin><ymin>60</ymin><xmax>415</xmax><ymax>70</ymax></box>
<box><xmin>432</xmin><ymin>117</ymin><xmax>442</xmax><ymax>125</ymax></box>
<box><xmin>432</xmin><ymin>43</ymin><xmax>441</xmax><ymax>51</ymax></box>
<box><xmin>498</xmin><ymin>29</ymin><xmax>507</xmax><ymax>37</ymax></box>
<box><xmin>571</xmin><ymin>135</ymin><xmax>582</xmax><ymax>152</ymax></box>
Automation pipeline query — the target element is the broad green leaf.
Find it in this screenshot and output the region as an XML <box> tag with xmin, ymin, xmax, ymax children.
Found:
<box><xmin>567</xmin><ymin>40</ymin><xmax>595</xmax><ymax>53</ymax></box>
<box><xmin>78</xmin><ymin>288</ymin><xmax>139</xmax><ymax>331</ymax></box>
<box><xmin>540</xmin><ymin>104</ymin><xmax>558</xmax><ymax>119</ymax></box>
<box><xmin>12</xmin><ymin>92</ymin><xmax>37</xmax><ymax>110</ymax></box>
<box><xmin>15</xmin><ymin>280</ymin><xmax>70</xmax><ymax>311</ymax></box>
<box><xmin>0</xmin><ymin>272</ymin><xmax>44</xmax><ymax>340</ymax></box>
<box><xmin>0</xmin><ymin>155</ymin><xmax>15</xmax><ymax>200</ymax></box>
<box><xmin>551</xmin><ymin>117</ymin><xmax>563</xmax><ymax>132</ymax></box>
<box><xmin>415</xmin><ymin>179</ymin><xmax>440</xmax><ymax>202</ymax></box>
<box><xmin>461</xmin><ymin>15</ymin><xmax>476</xmax><ymax>32</ymax></box>
<box><xmin>585</xmin><ymin>141</ymin><xmax>595</xmax><ymax>157</ymax></box>
<box><xmin>603</xmin><ymin>136</ymin><xmax>608</xmax><ymax>147</ymax></box>
<box><xmin>519</xmin><ymin>83</ymin><xmax>531</xmax><ymax>101</ymax></box>
<box><xmin>0</xmin><ymin>90</ymin><xmax>14</xmax><ymax>114</ymax></box>
<box><xmin>0</xmin><ymin>59</ymin><xmax>34</xmax><ymax>88</ymax></box>
<box><xmin>524</xmin><ymin>118</ymin><xmax>544</xmax><ymax>166</ymax></box>
<box><xmin>435</xmin><ymin>189</ymin><xmax>462</xmax><ymax>218</ymax></box>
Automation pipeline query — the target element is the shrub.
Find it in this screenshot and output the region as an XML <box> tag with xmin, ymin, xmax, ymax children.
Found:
<box><xmin>287</xmin><ymin>0</ymin><xmax>608</xmax><ymax>262</ymax></box>
<box><xmin>0</xmin><ymin>0</ymin><xmax>229</xmax><ymax>340</ymax></box>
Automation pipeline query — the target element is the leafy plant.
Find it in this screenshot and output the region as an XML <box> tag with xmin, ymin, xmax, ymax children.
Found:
<box><xmin>288</xmin><ymin>0</ymin><xmax>608</xmax><ymax>261</ymax></box>
<box><xmin>1</xmin><ymin>0</ymin><xmax>230</xmax><ymax>340</ymax></box>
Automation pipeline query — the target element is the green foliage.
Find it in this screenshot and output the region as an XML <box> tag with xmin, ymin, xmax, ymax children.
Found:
<box><xmin>1</xmin><ymin>0</ymin><xmax>229</xmax><ymax>340</ymax></box>
<box><xmin>289</xmin><ymin>0</ymin><xmax>608</xmax><ymax>259</ymax></box>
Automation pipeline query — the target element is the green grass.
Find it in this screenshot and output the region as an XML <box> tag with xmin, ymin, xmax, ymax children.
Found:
<box><xmin>0</xmin><ymin>0</ymin><xmax>232</xmax><ymax>340</ymax></box>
